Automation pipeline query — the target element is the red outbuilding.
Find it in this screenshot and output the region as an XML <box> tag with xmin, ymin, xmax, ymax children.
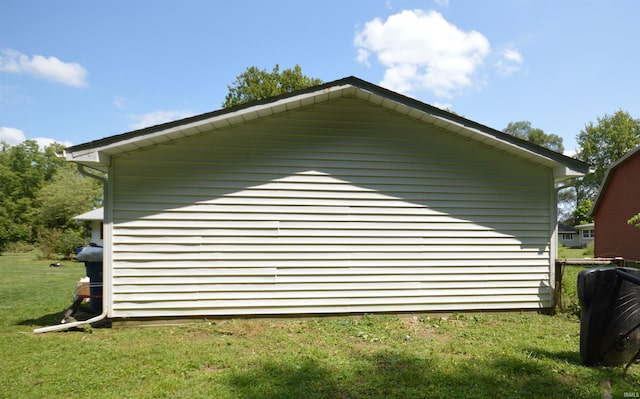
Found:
<box><xmin>591</xmin><ymin>146</ymin><xmax>640</xmax><ymax>260</ymax></box>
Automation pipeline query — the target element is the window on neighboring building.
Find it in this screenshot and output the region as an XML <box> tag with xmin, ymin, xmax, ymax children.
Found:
<box><xmin>561</xmin><ymin>233</ymin><xmax>574</xmax><ymax>240</ymax></box>
<box><xmin>582</xmin><ymin>229</ymin><xmax>594</xmax><ymax>238</ymax></box>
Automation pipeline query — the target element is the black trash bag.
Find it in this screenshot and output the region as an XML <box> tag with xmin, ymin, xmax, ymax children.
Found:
<box><xmin>578</xmin><ymin>267</ymin><xmax>640</xmax><ymax>367</ymax></box>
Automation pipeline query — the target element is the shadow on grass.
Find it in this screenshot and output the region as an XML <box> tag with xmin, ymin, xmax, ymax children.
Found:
<box><xmin>224</xmin><ymin>349</ymin><xmax>591</xmax><ymax>399</ymax></box>
<box><xmin>527</xmin><ymin>348</ymin><xmax>583</xmax><ymax>365</ymax></box>
<box><xmin>17</xmin><ymin>311</ymin><xmax>65</xmax><ymax>327</ymax></box>
<box><xmin>17</xmin><ymin>307</ymin><xmax>100</xmax><ymax>327</ymax></box>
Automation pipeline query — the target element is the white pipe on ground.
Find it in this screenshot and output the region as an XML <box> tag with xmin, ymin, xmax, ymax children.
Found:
<box><xmin>33</xmin><ymin>311</ymin><xmax>108</xmax><ymax>334</ymax></box>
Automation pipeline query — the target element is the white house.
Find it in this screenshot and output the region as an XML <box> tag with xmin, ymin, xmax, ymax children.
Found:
<box><xmin>61</xmin><ymin>77</ymin><xmax>589</xmax><ymax>321</ymax></box>
<box><xmin>575</xmin><ymin>223</ymin><xmax>595</xmax><ymax>248</ymax></box>
<box><xmin>558</xmin><ymin>223</ymin><xmax>578</xmax><ymax>248</ymax></box>
<box><xmin>73</xmin><ymin>208</ymin><xmax>104</xmax><ymax>247</ymax></box>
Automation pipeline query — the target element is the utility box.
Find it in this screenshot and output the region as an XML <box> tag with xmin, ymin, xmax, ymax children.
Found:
<box><xmin>76</xmin><ymin>245</ymin><xmax>104</xmax><ymax>314</ymax></box>
<box><xmin>84</xmin><ymin>261</ymin><xmax>103</xmax><ymax>313</ymax></box>
<box><xmin>578</xmin><ymin>267</ymin><xmax>640</xmax><ymax>366</ymax></box>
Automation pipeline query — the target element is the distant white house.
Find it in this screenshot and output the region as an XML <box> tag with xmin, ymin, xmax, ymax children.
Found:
<box><xmin>575</xmin><ymin>223</ymin><xmax>595</xmax><ymax>248</ymax></box>
<box><xmin>558</xmin><ymin>223</ymin><xmax>578</xmax><ymax>247</ymax></box>
<box><xmin>73</xmin><ymin>208</ymin><xmax>104</xmax><ymax>247</ymax></box>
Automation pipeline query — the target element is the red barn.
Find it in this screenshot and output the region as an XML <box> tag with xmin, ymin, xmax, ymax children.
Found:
<box><xmin>592</xmin><ymin>146</ymin><xmax>640</xmax><ymax>260</ymax></box>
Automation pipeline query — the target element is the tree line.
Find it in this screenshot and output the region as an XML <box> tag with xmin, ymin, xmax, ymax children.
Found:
<box><xmin>2</xmin><ymin>65</ymin><xmax>639</xmax><ymax>256</ymax></box>
<box><xmin>502</xmin><ymin>112</ymin><xmax>640</xmax><ymax>225</ymax></box>
<box><xmin>0</xmin><ymin>141</ymin><xmax>102</xmax><ymax>256</ymax></box>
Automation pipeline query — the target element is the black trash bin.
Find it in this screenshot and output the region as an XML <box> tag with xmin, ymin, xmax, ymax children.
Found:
<box><xmin>84</xmin><ymin>261</ymin><xmax>103</xmax><ymax>313</ymax></box>
<box><xmin>578</xmin><ymin>266</ymin><xmax>640</xmax><ymax>366</ymax></box>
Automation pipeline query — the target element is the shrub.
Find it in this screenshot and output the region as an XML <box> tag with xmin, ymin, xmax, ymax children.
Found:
<box><xmin>3</xmin><ymin>241</ymin><xmax>35</xmax><ymax>253</ymax></box>
<box><xmin>36</xmin><ymin>228</ymin><xmax>84</xmax><ymax>260</ymax></box>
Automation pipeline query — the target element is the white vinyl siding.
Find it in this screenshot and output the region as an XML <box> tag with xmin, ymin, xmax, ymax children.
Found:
<box><xmin>108</xmin><ymin>97</ymin><xmax>554</xmax><ymax>318</ymax></box>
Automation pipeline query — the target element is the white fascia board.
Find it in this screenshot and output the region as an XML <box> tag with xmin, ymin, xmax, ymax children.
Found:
<box><xmin>436</xmin><ymin>119</ymin><xmax>561</xmax><ymax>168</ymax></box>
<box><xmin>424</xmin><ymin>114</ymin><xmax>587</xmax><ymax>179</ymax></box>
<box><xmin>64</xmin><ymin>148</ymin><xmax>111</xmax><ymax>167</ymax></box>
<box><xmin>357</xmin><ymin>87</ymin><xmax>565</xmax><ymax>170</ymax></box>
<box><xmin>69</xmin><ymin>84</ymin><xmax>355</xmax><ymax>160</ymax></box>
<box><xmin>553</xmin><ymin>165</ymin><xmax>587</xmax><ymax>183</ymax></box>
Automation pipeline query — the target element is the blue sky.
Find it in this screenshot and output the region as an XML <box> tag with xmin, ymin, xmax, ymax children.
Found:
<box><xmin>1</xmin><ymin>0</ymin><xmax>639</xmax><ymax>156</ymax></box>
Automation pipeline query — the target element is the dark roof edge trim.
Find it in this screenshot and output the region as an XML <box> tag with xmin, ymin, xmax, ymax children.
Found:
<box><xmin>65</xmin><ymin>76</ymin><xmax>589</xmax><ymax>173</ymax></box>
<box><xmin>343</xmin><ymin>77</ymin><xmax>588</xmax><ymax>173</ymax></box>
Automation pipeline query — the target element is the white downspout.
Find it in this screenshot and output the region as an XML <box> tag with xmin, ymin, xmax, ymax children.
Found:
<box><xmin>34</xmin><ymin>164</ymin><xmax>108</xmax><ymax>333</ymax></box>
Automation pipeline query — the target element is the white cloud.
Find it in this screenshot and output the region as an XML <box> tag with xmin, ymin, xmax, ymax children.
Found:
<box><xmin>129</xmin><ymin>110</ymin><xmax>194</xmax><ymax>130</ymax></box>
<box><xmin>113</xmin><ymin>96</ymin><xmax>128</xmax><ymax>110</ymax></box>
<box><xmin>0</xmin><ymin>48</ymin><xmax>88</xmax><ymax>88</ymax></box>
<box><xmin>0</xmin><ymin>127</ymin><xmax>72</xmax><ymax>149</ymax></box>
<box><xmin>354</xmin><ymin>9</ymin><xmax>490</xmax><ymax>98</ymax></box>
<box><xmin>495</xmin><ymin>48</ymin><xmax>523</xmax><ymax>76</ymax></box>
<box><xmin>356</xmin><ymin>48</ymin><xmax>371</xmax><ymax>67</ymax></box>
<box><xmin>503</xmin><ymin>49</ymin><xmax>523</xmax><ymax>63</ymax></box>
<box><xmin>0</xmin><ymin>126</ymin><xmax>26</xmax><ymax>145</ymax></box>
<box><xmin>33</xmin><ymin>137</ymin><xmax>73</xmax><ymax>149</ymax></box>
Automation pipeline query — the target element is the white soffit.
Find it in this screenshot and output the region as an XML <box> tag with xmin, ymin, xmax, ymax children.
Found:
<box><xmin>354</xmin><ymin>87</ymin><xmax>562</xmax><ymax>171</ymax></box>
<box><xmin>70</xmin><ymin>83</ymin><xmax>356</xmax><ymax>163</ymax></box>
<box><xmin>66</xmin><ymin>79</ymin><xmax>584</xmax><ymax>180</ymax></box>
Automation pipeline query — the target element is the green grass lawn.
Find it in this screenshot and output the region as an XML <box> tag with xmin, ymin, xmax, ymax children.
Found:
<box><xmin>558</xmin><ymin>244</ymin><xmax>594</xmax><ymax>259</ymax></box>
<box><xmin>2</xmin><ymin>252</ymin><xmax>640</xmax><ymax>398</ymax></box>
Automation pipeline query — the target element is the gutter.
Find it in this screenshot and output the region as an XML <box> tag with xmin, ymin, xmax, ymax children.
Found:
<box><xmin>33</xmin><ymin>164</ymin><xmax>108</xmax><ymax>333</ymax></box>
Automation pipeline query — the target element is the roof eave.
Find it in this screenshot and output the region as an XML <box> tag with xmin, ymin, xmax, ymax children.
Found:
<box><xmin>65</xmin><ymin>82</ymin><xmax>358</xmax><ymax>165</ymax></box>
<box><xmin>64</xmin><ymin>76</ymin><xmax>590</xmax><ymax>176</ymax></box>
<box><xmin>73</xmin><ymin>207</ymin><xmax>104</xmax><ymax>221</ymax></box>
<box><xmin>553</xmin><ymin>165</ymin><xmax>588</xmax><ymax>183</ymax></box>
<box><xmin>347</xmin><ymin>79</ymin><xmax>589</xmax><ymax>177</ymax></box>
<box><xmin>64</xmin><ymin>147</ymin><xmax>111</xmax><ymax>169</ymax></box>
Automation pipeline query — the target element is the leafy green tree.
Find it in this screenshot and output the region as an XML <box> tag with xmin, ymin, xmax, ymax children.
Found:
<box><xmin>0</xmin><ymin>141</ymin><xmax>67</xmax><ymax>252</ymax></box>
<box><xmin>36</xmin><ymin>163</ymin><xmax>102</xmax><ymax>230</ymax></box>
<box><xmin>34</xmin><ymin>161</ymin><xmax>103</xmax><ymax>258</ymax></box>
<box><xmin>575</xmin><ymin>110</ymin><xmax>640</xmax><ymax>203</ymax></box>
<box><xmin>0</xmin><ymin>141</ymin><xmax>62</xmax><ymax>247</ymax></box>
<box><xmin>573</xmin><ymin>200</ymin><xmax>594</xmax><ymax>225</ymax></box>
<box><xmin>629</xmin><ymin>213</ymin><xmax>640</xmax><ymax>229</ymax></box>
<box><xmin>503</xmin><ymin>121</ymin><xmax>564</xmax><ymax>153</ymax></box>
<box><xmin>222</xmin><ymin>64</ymin><xmax>323</xmax><ymax>108</ymax></box>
